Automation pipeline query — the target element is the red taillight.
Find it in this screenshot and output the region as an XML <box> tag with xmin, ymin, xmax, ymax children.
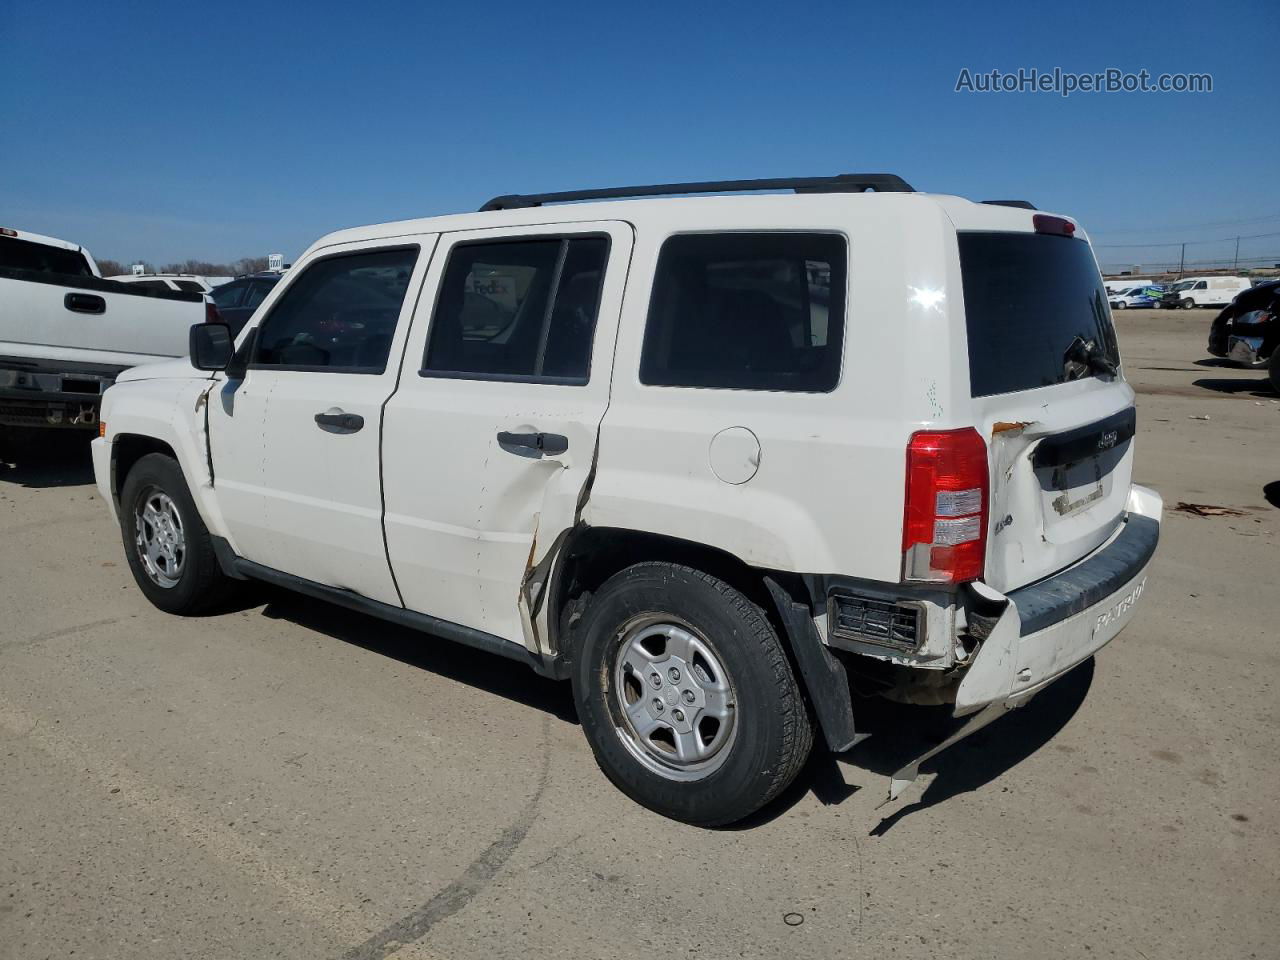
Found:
<box><xmin>1033</xmin><ymin>214</ymin><xmax>1076</xmax><ymax>237</ymax></box>
<box><xmin>205</xmin><ymin>301</ymin><xmax>222</xmax><ymax>323</ymax></box>
<box><xmin>902</xmin><ymin>428</ymin><xmax>989</xmax><ymax>584</ymax></box>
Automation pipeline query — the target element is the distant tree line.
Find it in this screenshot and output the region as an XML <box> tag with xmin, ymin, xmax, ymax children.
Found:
<box><xmin>95</xmin><ymin>256</ymin><xmax>270</xmax><ymax>278</ymax></box>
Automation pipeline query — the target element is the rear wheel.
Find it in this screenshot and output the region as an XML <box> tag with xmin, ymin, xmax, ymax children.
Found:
<box><xmin>571</xmin><ymin>562</ymin><xmax>813</xmax><ymax>826</ymax></box>
<box><xmin>120</xmin><ymin>453</ymin><xmax>239</xmax><ymax>614</ymax></box>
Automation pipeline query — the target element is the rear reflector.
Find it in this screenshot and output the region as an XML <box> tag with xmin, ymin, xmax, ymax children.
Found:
<box><xmin>1033</xmin><ymin>214</ymin><xmax>1076</xmax><ymax>237</ymax></box>
<box><xmin>902</xmin><ymin>427</ymin><xmax>989</xmax><ymax>583</ymax></box>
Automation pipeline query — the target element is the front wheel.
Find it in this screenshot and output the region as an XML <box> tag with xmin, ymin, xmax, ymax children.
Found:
<box><xmin>571</xmin><ymin>562</ymin><xmax>813</xmax><ymax>826</ymax></box>
<box><xmin>1113</xmin><ymin>301</ymin><xmax>1127</xmax><ymax>310</ymax></box>
<box><xmin>1183</xmin><ymin>298</ymin><xmax>1197</xmax><ymax>309</ymax></box>
<box><xmin>120</xmin><ymin>453</ymin><xmax>239</xmax><ymax>614</ymax></box>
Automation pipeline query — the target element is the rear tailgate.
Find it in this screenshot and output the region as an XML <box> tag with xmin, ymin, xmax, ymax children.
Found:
<box><xmin>0</xmin><ymin>268</ymin><xmax>201</xmax><ymax>366</ymax></box>
<box><xmin>957</xmin><ymin>227</ymin><xmax>1134</xmax><ymax>594</ymax></box>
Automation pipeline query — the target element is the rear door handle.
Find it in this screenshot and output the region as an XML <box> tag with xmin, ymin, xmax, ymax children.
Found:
<box><xmin>65</xmin><ymin>293</ymin><xmax>106</xmax><ymax>314</ymax></box>
<box><xmin>314</xmin><ymin>409</ymin><xmax>364</xmax><ymax>432</ymax></box>
<box><xmin>496</xmin><ymin>431</ymin><xmax>568</xmax><ymax>456</ymax></box>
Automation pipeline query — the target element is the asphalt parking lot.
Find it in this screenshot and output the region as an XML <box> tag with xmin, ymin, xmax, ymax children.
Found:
<box><xmin>1</xmin><ymin>308</ymin><xmax>1276</xmax><ymax>960</ymax></box>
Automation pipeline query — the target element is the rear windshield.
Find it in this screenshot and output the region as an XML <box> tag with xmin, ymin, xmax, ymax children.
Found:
<box><xmin>959</xmin><ymin>232</ymin><xmax>1118</xmax><ymax>397</ymax></box>
<box><xmin>0</xmin><ymin>235</ymin><xmax>93</xmax><ymax>276</ymax></box>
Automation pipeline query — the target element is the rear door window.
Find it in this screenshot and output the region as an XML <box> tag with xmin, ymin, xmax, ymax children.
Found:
<box><xmin>640</xmin><ymin>233</ymin><xmax>846</xmax><ymax>392</ymax></box>
<box><xmin>422</xmin><ymin>236</ymin><xmax>609</xmax><ymax>383</ymax></box>
<box><xmin>959</xmin><ymin>232</ymin><xmax>1119</xmax><ymax>397</ymax></box>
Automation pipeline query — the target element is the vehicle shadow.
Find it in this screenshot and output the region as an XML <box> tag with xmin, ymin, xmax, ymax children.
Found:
<box><xmin>862</xmin><ymin>658</ymin><xmax>1095</xmax><ymax>834</ymax></box>
<box><xmin>1192</xmin><ymin>376</ymin><xmax>1276</xmax><ymax>397</ymax></box>
<box><xmin>1263</xmin><ymin>481</ymin><xmax>1280</xmax><ymax>510</ymax></box>
<box><xmin>0</xmin><ymin>429</ymin><xmax>96</xmax><ymax>487</ymax></box>
<box><xmin>724</xmin><ymin>658</ymin><xmax>1095</xmax><ymax>830</ymax></box>
<box><xmin>254</xmin><ymin>586</ymin><xmax>1093</xmax><ymax>830</ymax></box>
<box><xmin>257</xmin><ymin>588</ymin><xmax>579</xmax><ymax>724</ymax></box>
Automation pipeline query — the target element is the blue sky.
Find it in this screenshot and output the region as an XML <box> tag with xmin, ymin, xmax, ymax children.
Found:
<box><xmin>2</xmin><ymin>0</ymin><xmax>1277</xmax><ymax>270</ymax></box>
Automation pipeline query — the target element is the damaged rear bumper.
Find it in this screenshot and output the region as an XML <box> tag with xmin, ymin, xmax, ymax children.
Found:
<box><xmin>885</xmin><ymin>485</ymin><xmax>1162</xmax><ymax>801</ymax></box>
<box><xmin>956</xmin><ymin>484</ymin><xmax>1161</xmax><ymax>714</ymax></box>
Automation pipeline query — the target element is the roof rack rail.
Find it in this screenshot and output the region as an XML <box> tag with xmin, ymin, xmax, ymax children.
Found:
<box><xmin>981</xmin><ymin>200</ymin><xmax>1037</xmax><ymax>210</ymax></box>
<box><xmin>480</xmin><ymin>173</ymin><xmax>915</xmax><ymax>212</ymax></box>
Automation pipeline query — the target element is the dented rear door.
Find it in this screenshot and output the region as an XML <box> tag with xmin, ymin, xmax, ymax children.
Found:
<box><xmin>958</xmin><ymin>228</ymin><xmax>1135</xmax><ymax>593</ymax></box>
<box><xmin>381</xmin><ymin>221</ymin><xmax>633</xmax><ymax>646</ymax></box>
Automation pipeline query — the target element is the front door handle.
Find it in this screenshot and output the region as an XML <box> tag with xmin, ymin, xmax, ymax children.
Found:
<box><xmin>496</xmin><ymin>431</ymin><xmax>568</xmax><ymax>456</ymax></box>
<box><xmin>314</xmin><ymin>409</ymin><xmax>364</xmax><ymax>432</ymax></box>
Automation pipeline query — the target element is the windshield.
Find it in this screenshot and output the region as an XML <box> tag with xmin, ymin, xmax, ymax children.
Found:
<box><xmin>959</xmin><ymin>231</ymin><xmax>1120</xmax><ymax>397</ymax></box>
<box><xmin>1170</xmin><ymin>280</ymin><xmax>1194</xmax><ymax>291</ymax></box>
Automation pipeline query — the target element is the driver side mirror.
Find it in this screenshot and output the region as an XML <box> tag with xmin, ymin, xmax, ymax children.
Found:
<box><xmin>189</xmin><ymin>322</ymin><xmax>233</xmax><ymax>371</ymax></box>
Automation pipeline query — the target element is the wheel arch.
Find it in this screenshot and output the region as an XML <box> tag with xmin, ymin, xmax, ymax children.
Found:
<box><xmin>548</xmin><ymin>525</ymin><xmax>807</xmax><ymax>661</ymax></box>
<box><xmin>111</xmin><ymin>434</ymin><xmax>179</xmax><ymax>507</ymax></box>
<box><xmin>549</xmin><ymin>524</ymin><xmax>861</xmax><ymax>757</ymax></box>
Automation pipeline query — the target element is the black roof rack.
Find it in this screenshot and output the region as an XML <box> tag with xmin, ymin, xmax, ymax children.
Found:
<box><xmin>981</xmin><ymin>200</ymin><xmax>1037</xmax><ymax>210</ymax></box>
<box><xmin>480</xmin><ymin>173</ymin><xmax>914</xmax><ymax>212</ymax></box>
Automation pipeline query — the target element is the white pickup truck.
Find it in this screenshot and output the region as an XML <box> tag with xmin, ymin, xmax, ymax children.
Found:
<box><xmin>91</xmin><ymin>176</ymin><xmax>1163</xmax><ymax>825</ymax></box>
<box><xmin>0</xmin><ymin>227</ymin><xmax>207</xmax><ymax>434</ymax></box>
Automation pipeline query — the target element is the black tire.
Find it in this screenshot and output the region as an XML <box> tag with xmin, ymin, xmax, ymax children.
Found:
<box><xmin>119</xmin><ymin>452</ymin><xmax>239</xmax><ymax>615</ymax></box>
<box><xmin>570</xmin><ymin>562</ymin><xmax>813</xmax><ymax>826</ymax></box>
<box><xmin>1113</xmin><ymin>301</ymin><xmax>1126</xmax><ymax>310</ymax></box>
<box><xmin>1183</xmin><ymin>298</ymin><xmax>1197</xmax><ymax>310</ymax></box>
<box><xmin>1269</xmin><ymin>349</ymin><xmax>1280</xmax><ymax>395</ymax></box>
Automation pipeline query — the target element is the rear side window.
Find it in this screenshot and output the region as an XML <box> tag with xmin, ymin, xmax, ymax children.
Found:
<box><xmin>422</xmin><ymin>236</ymin><xmax>609</xmax><ymax>383</ymax></box>
<box><xmin>253</xmin><ymin>247</ymin><xmax>419</xmax><ymax>372</ymax></box>
<box><xmin>130</xmin><ymin>279</ymin><xmax>173</xmax><ymax>291</ymax></box>
<box><xmin>174</xmin><ymin>280</ymin><xmax>205</xmax><ymax>293</ymax></box>
<box><xmin>640</xmin><ymin>233</ymin><xmax>846</xmax><ymax>392</ymax></box>
<box><xmin>959</xmin><ymin>232</ymin><xmax>1119</xmax><ymax>397</ymax></box>
<box><xmin>244</xmin><ymin>279</ymin><xmax>275</xmax><ymax>310</ymax></box>
<box><xmin>210</xmin><ymin>281</ymin><xmax>246</xmax><ymax>309</ymax></box>
<box><xmin>0</xmin><ymin>236</ymin><xmax>93</xmax><ymax>276</ymax></box>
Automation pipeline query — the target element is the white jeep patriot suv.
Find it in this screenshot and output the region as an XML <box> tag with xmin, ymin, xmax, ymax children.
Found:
<box><xmin>92</xmin><ymin>174</ymin><xmax>1162</xmax><ymax>825</ymax></box>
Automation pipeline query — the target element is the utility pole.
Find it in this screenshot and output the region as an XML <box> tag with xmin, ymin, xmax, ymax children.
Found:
<box><xmin>1177</xmin><ymin>242</ymin><xmax>1185</xmax><ymax>278</ymax></box>
<box><xmin>1233</xmin><ymin>236</ymin><xmax>1240</xmax><ymax>271</ymax></box>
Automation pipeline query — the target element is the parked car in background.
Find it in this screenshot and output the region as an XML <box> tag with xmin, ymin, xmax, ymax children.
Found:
<box><xmin>91</xmin><ymin>174</ymin><xmax>1162</xmax><ymax>825</ymax></box>
<box><xmin>208</xmin><ymin>272</ymin><xmax>282</xmax><ymax>335</ymax></box>
<box><xmin>110</xmin><ymin>273</ymin><xmax>214</xmax><ymax>295</ymax></box>
<box><xmin>1104</xmin><ymin>278</ymin><xmax>1161</xmax><ymax>295</ymax></box>
<box><xmin>1159</xmin><ymin>276</ymin><xmax>1251</xmax><ymax>309</ymax></box>
<box><xmin>1109</xmin><ymin>284</ymin><xmax>1165</xmax><ymax>309</ymax></box>
<box><xmin>1</xmin><ymin>226</ymin><xmax>207</xmax><ymax>437</ymax></box>
<box><xmin>1207</xmin><ymin>278</ymin><xmax>1279</xmax><ymax>391</ymax></box>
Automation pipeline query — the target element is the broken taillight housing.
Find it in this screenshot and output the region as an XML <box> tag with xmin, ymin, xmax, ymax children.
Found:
<box><xmin>902</xmin><ymin>428</ymin><xmax>989</xmax><ymax>583</ymax></box>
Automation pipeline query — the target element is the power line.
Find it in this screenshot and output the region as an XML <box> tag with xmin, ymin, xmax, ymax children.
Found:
<box><xmin>1093</xmin><ymin>211</ymin><xmax>1280</xmax><ymax>234</ymax></box>
<box><xmin>1094</xmin><ymin>230</ymin><xmax>1280</xmax><ymax>248</ymax></box>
